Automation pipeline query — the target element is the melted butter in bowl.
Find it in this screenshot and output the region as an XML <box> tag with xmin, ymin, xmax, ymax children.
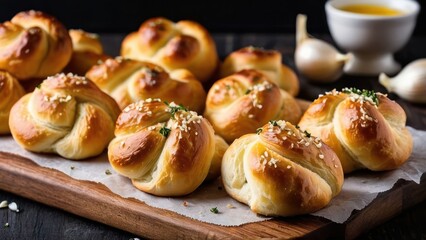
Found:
<box><xmin>338</xmin><ymin>4</ymin><xmax>403</xmax><ymax>16</ymax></box>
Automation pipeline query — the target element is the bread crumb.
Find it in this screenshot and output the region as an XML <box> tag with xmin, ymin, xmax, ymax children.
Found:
<box><xmin>226</xmin><ymin>204</ymin><xmax>235</xmax><ymax>209</ymax></box>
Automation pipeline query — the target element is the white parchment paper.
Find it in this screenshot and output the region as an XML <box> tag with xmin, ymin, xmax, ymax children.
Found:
<box><xmin>0</xmin><ymin>127</ymin><xmax>425</xmax><ymax>225</ymax></box>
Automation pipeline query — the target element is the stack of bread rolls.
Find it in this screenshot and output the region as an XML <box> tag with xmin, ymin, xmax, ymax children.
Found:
<box><xmin>0</xmin><ymin>10</ymin><xmax>415</xmax><ymax>217</ymax></box>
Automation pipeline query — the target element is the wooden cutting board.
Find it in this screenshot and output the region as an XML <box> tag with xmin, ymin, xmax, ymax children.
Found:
<box><xmin>0</xmin><ymin>151</ymin><xmax>425</xmax><ymax>239</ymax></box>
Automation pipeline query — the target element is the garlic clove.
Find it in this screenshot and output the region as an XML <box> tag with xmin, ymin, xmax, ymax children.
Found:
<box><xmin>379</xmin><ymin>59</ymin><xmax>426</xmax><ymax>104</ymax></box>
<box><xmin>294</xmin><ymin>14</ymin><xmax>350</xmax><ymax>83</ymax></box>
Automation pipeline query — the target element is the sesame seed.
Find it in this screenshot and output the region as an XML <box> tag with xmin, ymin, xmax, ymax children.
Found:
<box><xmin>287</xmin><ymin>165</ymin><xmax>292</xmax><ymax>169</ymax></box>
<box><xmin>319</xmin><ymin>153</ymin><xmax>324</xmax><ymax>159</ymax></box>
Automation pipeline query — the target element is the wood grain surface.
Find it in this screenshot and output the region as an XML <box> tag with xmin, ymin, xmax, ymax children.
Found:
<box><xmin>0</xmin><ymin>34</ymin><xmax>426</xmax><ymax>239</ymax></box>
<box><xmin>0</xmin><ymin>151</ymin><xmax>425</xmax><ymax>239</ymax></box>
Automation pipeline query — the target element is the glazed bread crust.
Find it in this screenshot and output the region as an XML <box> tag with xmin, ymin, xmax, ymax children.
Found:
<box><xmin>298</xmin><ymin>89</ymin><xmax>413</xmax><ymax>173</ymax></box>
<box><xmin>86</xmin><ymin>57</ymin><xmax>206</xmax><ymax>112</ymax></box>
<box><xmin>220</xmin><ymin>46</ymin><xmax>299</xmax><ymax>96</ymax></box>
<box><xmin>204</xmin><ymin>69</ymin><xmax>302</xmax><ymax>143</ymax></box>
<box><xmin>64</xmin><ymin>29</ymin><xmax>110</xmax><ymax>75</ymax></box>
<box><xmin>108</xmin><ymin>99</ymin><xmax>228</xmax><ymax>196</ymax></box>
<box><xmin>221</xmin><ymin>120</ymin><xmax>343</xmax><ymax>216</ymax></box>
<box><xmin>121</xmin><ymin>17</ymin><xmax>219</xmax><ymax>83</ymax></box>
<box><xmin>0</xmin><ymin>70</ymin><xmax>25</xmax><ymax>134</ymax></box>
<box><xmin>9</xmin><ymin>73</ymin><xmax>120</xmax><ymax>159</ymax></box>
<box><xmin>0</xmin><ymin>10</ymin><xmax>72</xmax><ymax>80</ymax></box>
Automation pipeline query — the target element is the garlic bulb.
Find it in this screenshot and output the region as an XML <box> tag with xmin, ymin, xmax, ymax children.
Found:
<box><xmin>379</xmin><ymin>59</ymin><xmax>426</xmax><ymax>103</ymax></box>
<box><xmin>294</xmin><ymin>14</ymin><xmax>350</xmax><ymax>83</ymax></box>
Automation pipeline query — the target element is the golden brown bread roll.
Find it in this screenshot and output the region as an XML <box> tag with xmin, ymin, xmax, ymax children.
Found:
<box><xmin>108</xmin><ymin>99</ymin><xmax>228</xmax><ymax>196</ymax></box>
<box><xmin>86</xmin><ymin>57</ymin><xmax>206</xmax><ymax>112</ymax></box>
<box><xmin>120</xmin><ymin>17</ymin><xmax>219</xmax><ymax>83</ymax></box>
<box><xmin>204</xmin><ymin>69</ymin><xmax>302</xmax><ymax>143</ymax></box>
<box><xmin>63</xmin><ymin>29</ymin><xmax>110</xmax><ymax>75</ymax></box>
<box><xmin>9</xmin><ymin>73</ymin><xmax>121</xmax><ymax>160</ymax></box>
<box><xmin>219</xmin><ymin>46</ymin><xmax>300</xmax><ymax>96</ymax></box>
<box><xmin>0</xmin><ymin>10</ymin><xmax>72</xmax><ymax>80</ymax></box>
<box><xmin>298</xmin><ymin>88</ymin><xmax>413</xmax><ymax>173</ymax></box>
<box><xmin>0</xmin><ymin>70</ymin><xmax>25</xmax><ymax>134</ymax></box>
<box><xmin>222</xmin><ymin>120</ymin><xmax>344</xmax><ymax>216</ymax></box>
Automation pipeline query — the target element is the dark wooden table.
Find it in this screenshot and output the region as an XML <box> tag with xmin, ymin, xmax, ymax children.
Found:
<box><xmin>1</xmin><ymin>33</ymin><xmax>426</xmax><ymax>239</ymax></box>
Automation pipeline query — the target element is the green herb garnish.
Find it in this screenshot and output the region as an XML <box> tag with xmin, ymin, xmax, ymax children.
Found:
<box><xmin>245</xmin><ymin>89</ymin><xmax>252</xmax><ymax>95</ymax></box>
<box><xmin>159</xmin><ymin>125</ymin><xmax>171</xmax><ymax>137</ymax></box>
<box><xmin>269</xmin><ymin>120</ymin><xmax>279</xmax><ymax>126</ymax></box>
<box><xmin>256</xmin><ymin>128</ymin><xmax>263</xmax><ymax>134</ymax></box>
<box><xmin>105</xmin><ymin>169</ymin><xmax>112</xmax><ymax>175</ymax></box>
<box><xmin>342</xmin><ymin>87</ymin><xmax>379</xmax><ymax>105</ymax></box>
<box><xmin>303</xmin><ymin>130</ymin><xmax>311</xmax><ymax>138</ymax></box>
<box><xmin>210</xmin><ymin>207</ymin><xmax>219</xmax><ymax>214</ymax></box>
<box><xmin>164</xmin><ymin>101</ymin><xmax>187</xmax><ymax>118</ymax></box>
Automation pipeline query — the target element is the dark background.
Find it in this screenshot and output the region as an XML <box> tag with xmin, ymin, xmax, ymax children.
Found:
<box><xmin>0</xmin><ymin>0</ymin><xmax>424</xmax><ymax>36</ymax></box>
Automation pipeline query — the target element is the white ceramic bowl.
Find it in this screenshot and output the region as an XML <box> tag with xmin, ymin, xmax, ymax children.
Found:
<box><xmin>325</xmin><ymin>0</ymin><xmax>420</xmax><ymax>75</ymax></box>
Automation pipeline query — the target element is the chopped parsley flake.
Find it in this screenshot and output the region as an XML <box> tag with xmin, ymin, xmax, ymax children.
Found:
<box><xmin>159</xmin><ymin>125</ymin><xmax>171</xmax><ymax>137</ymax></box>
<box><xmin>210</xmin><ymin>207</ymin><xmax>219</xmax><ymax>214</ymax></box>
<box><xmin>105</xmin><ymin>169</ymin><xmax>112</xmax><ymax>175</ymax></box>
<box><xmin>342</xmin><ymin>87</ymin><xmax>379</xmax><ymax>105</ymax></box>
<box><xmin>303</xmin><ymin>130</ymin><xmax>311</xmax><ymax>138</ymax></box>
<box><xmin>269</xmin><ymin>120</ymin><xmax>279</xmax><ymax>126</ymax></box>
<box><xmin>164</xmin><ymin>101</ymin><xmax>187</xmax><ymax>118</ymax></box>
<box><xmin>256</xmin><ymin>128</ymin><xmax>263</xmax><ymax>134</ymax></box>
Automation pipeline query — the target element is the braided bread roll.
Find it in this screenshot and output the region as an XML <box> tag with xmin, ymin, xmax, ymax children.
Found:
<box><xmin>298</xmin><ymin>88</ymin><xmax>413</xmax><ymax>173</ymax></box>
<box><xmin>86</xmin><ymin>57</ymin><xmax>206</xmax><ymax>112</ymax></box>
<box><xmin>204</xmin><ymin>69</ymin><xmax>302</xmax><ymax>143</ymax></box>
<box><xmin>9</xmin><ymin>73</ymin><xmax>121</xmax><ymax>160</ymax></box>
<box><xmin>0</xmin><ymin>70</ymin><xmax>25</xmax><ymax>134</ymax></box>
<box><xmin>63</xmin><ymin>29</ymin><xmax>110</xmax><ymax>75</ymax></box>
<box><xmin>108</xmin><ymin>99</ymin><xmax>228</xmax><ymax>196</ymax></box>
<box><xmin>120</xmin><ymin>17</ymin><xmax>219</xmax><ymax>83</ymax></box>
<box><xmin>219</xmin><ymin>46</ymin><xmax>300</xmax><ymax>96</ymax></box>
<box><xmin>0</xmin><ymin>10</ymin><xmax>72</xmax><ymax>80</ymax></box>
<box><xmin>222</xmin><ymin>120</ymin><xmax>343</xmax><ymax>216</ymax></box>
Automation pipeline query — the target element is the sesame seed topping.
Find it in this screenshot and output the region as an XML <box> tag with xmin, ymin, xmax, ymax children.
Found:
<box><xmin>287</xmin><ymin>165</ymin><xmax>292</xmax><ymax>169</ymax></box>
<box><xmin>246</xmin><ymin>81</ymin><xmax>273</xmax><ymax>109</ymax></box>
<box><xmin>43</xmin><ymin>93</ymin><xmax>73</xmax><ymax>103</ymax></box>
<box><xmin>319</xmin><ymin>153</ymin><xmax>324</xmax><ymax>159</ymax></box>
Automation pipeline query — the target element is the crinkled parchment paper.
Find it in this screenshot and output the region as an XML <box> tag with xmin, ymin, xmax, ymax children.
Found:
<box><xmin>0</xmin><ymin>127</ymin><xmax>425</xmax><ymax>225</ymax></box>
